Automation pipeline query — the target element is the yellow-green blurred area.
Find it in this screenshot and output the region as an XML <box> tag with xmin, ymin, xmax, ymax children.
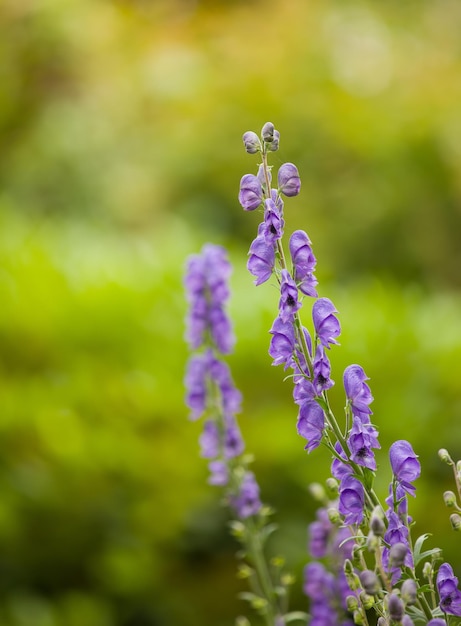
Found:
<box><xmin>1</xmin><ymin>0</ymin><xmax>461</xmax><ymax>624</ymax></box>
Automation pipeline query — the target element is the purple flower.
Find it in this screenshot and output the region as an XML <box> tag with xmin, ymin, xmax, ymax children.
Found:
<box><xmin>383</xmin><ymin>510</ymin><xmax>412</xmax><ymax>583</ymax></box>
<box><xmin>303</xmin><ymin>563</ymin><xmax>338</xmax><ymax>626</ymax></box>
<box><xmin>242</xmin><ymin>131</ymin><xmax>261</xmax><ymax>154</ymax></box>
<box><xmin>208</xmin><ymin>355</ymin><xmax>242</xmax><ymax>416</ymax></box>
<box><xmin>389</xmin><ymin>440</ymin><xmax>421</xmax><ymax>497</ymax></box>
<box><xmin>208</xmin><ymin>460</ymin><xmax>228</xmax><ymax>486</ymax></box>
<box><xmin>269</xmin><ymin>316</ymin><xmax>295</xmax><ymax>368</ymax></box>
<box><xmin>308</xmin><ymin>508</ymin><xmax>332</xmax><ymax>558</ymax></box>
<box><xmin>312</xmin><ymin>298</ymin><xmax>340</xmax><ymax>349</ymax></box>
<box><xmin>437</xmin><ymin>563</ymin><xmax>461</xmax><ymax>616</ymax></box>
<box><xmin>343</xmin><ymin>364</ymin><xmax>373</xmax><ymax>422</ymax></box>
<box><xmin>262</xmin><ymin>198</ymin><xmax>284</xmax><ymax>243</ymax></box>
<box><xmin>231</xmin><ymin>471</ymin><xmax>262</xmax><ymax>519</ymax></box>
<box><xmin>277</xmin><ymin>162</ymin><xmax>301</xmax><ymax>197</ymax></box>
<box><xmin>293</xmin><ymin>376</ymin><xmax>316</xmax><ymax>406</ymax></box>
<box><xmin>261</xmin><ymin>121</ymin><xmax>275</xmax><ymax>143</ymax></box>
<box><xmin>297</xmin><ymin>400</ymin><xmax>325</xmax><ymax>452</ymax></box>
<box><xmin>313</xmin><ymin>345</ymin><xmax>334</xmax><ymax>394</ymax></box>
<box><xmin>238</xmin><ymin>173</ymin><xmax>263</xmax><ymax>211</ymax></box>
<box><xmin>427</xmin><ymin>621</ymin><xmax>448</xmax><ymax>626</ymax></box>
<box><xmin>199</xmin><ymin>419</ymin><xmax>220</xmax><ymax>458</ymax></box>
<box><xmin>347</xmin><ymin>417</ymin><xmax>380</xmax><ymax>471</ymax></box>
<box><xmin>223</xmin><ymin>415</ymin><xmax>244</xmax><ymax>459</ymax></box>
<box><xmin>184</xmin><ymin>353</ymin><xmax>208</xmax><ymax>420</ymax></box>
<box><xmin>289</xmin><ymin>230</ymin><xmax>318</xmax><ymax>297</ymax></box>
<box><xmin>208</xmin><ymin>305</ymin><xmax>234</xmax><ymax>354</ymax></box>
<box><xmin>247</xmin><ymin>225</ymin><xmax>275</xmax><ymax>285</ymax></box>
<box><xmin>279</xmin><ymin>269</ymin><xmax>301</xmax><ymax>322</ymax></box>
<box><xmin>338</xmin><ymin>475</ymin><xmax>364</xmax><ymax>525</ymax></box>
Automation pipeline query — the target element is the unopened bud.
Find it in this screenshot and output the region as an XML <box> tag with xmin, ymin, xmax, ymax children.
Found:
<box><xmin>242</xmin><ymin>131</ymin><xmax>261</xmax><ymax>154</ymax></box>
<box><xmin>422</xmin><ymin>561</ymin><xmax>432</xmax><ymax>579</ymax></box>
<box><xmin>377</xmin><ymin>618</ymin><xmax>388</xmax><ymax>626</ymax></box>
<box><xmin>444</xmin><ymin>490</ymin><xmax>457</xmax><ymax>507</ymax></box>
<box><xmin>235</xmin><ymin>617</ymin><xmax>251</xmax><ymax>626</ymax></box>
<box><xmin>360</xmin><ymin>591</ymin><xmax>375</xmax><ymax>610</ymax></box>
<box><xmin>327</xmin><ymin>506</ymin><xmax>341</xmax><ymax>524</ymax></box>
<box><xmin>388</xmin><ymin>593</ymin><xmax>404</xmax><ymax>622</ymax></box>
<box><xmin>308</xmin><ymin>482</ymin><xmax>325</xmax><ymax>501</ymax></box>
<box><xmin>346</xmin><ymin>595</ymin><xmax>359</xmax><ymax>612</ymax></box>
<box><xmin>261</xmin><ymin>122</ymin><xmax>275</xmax><ymax>143</ymax></box>
<box><xmin>353</xmin><ymin>609</ymin><xmax>365</xmax><ymax>625</ymax></box>
<box><xmin>359</xmin><ymin>569</ymin><xmax>380</xmax><ymax>595</ymax></box>
<box><xmin>325</xmin><ymin>477</ymin><xmax>339</xmax><ymax>498</ymax></box>
<box><xmin>450</xmin><ymin>513</ymin><xmax>461</xmax><ymax>531</ymax></box>
<box><xmin>370</xmin><ymin>514</ymin><xmax>386</xmax><ymax>537</ymax></box>
<box><xmin>438</xmin><ymin>448</ymin><xmax>452</xmax><ymax>464</ymax></box>
<box><xmin>401</xmin><ymin>578</ymin><xmax>417</xmax><ymax>605</ymax></box>
<box><xmin>352</xmin><ymin>544</ymin><xmax>363</xmax><ymax>568</ymax></box>
<box><xmin>389</xmin><ymin>542</ymin><xmax>408</xmax><ymax>568</ymax></box>
<box><xmin>366</xmin><ymin>530</ymin><xmax>380</xmax><ymax>552</ymax></box>
<box><xmin>457</xmin><ymin>461</ymin><xmax>461</xmax><ymax>482</ymax></box>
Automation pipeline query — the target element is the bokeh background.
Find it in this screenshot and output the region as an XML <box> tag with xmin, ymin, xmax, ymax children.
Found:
<box><xmin>1</xmin><ymin>0</ymin><xmax>461</xmax><ymax>624</ymax></box>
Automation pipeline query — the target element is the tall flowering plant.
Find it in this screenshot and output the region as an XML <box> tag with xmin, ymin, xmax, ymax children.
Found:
<box><xmin>184</xmin><ymin>122</ymin><xmax>461</xmax><ymax>626</ymax></box>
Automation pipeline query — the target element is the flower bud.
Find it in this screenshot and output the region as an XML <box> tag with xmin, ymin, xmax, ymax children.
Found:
<box><xmin>325</xmin><ymin>477</ymin><xmax>339</xmax><ymax>498</ymax></box>
<box><xmin>444</xmin><ymin>490</ymin><xmax>457</xmax><ymax>508</ymax></box>
<box><xmin>346</xmin><ymin>595</ymin><xmax>359</xmax><ymax>612</ymax></box>
<box><xmin>388</xmin><ymin>593</ymin><xmax>404</xmax><ymax>622</ymax></box>
<box><xmin>377</xmin><ymin>618</ymin><xmax>389</xmax><ymax>626</ymax></box>
<box><xmin>235</xmin><ymin>617</ymin><xmax>251</xmax><ymax>626</ymax></box>
<box><xmin>366</xmin><ymin>531</ymin><xmax>380</xmax><ymax>552</ymax></box>
<box><xmin>277</xmin><ymin>163</ymin><xmax>301</xmax><ymax>197</ymax></box>
<box><xmin>242</xmin><ymin>131</ymin><xmax>261</xmax><ymax>154</ymax></box>
<box><xmin>327</xmin><ymin>506</ymin><xmax>341</xmax><ymax>524</ymax></box>
<box><xmin>389</xmin><ymin>542</ymin><xmax>408</xmax><ymax>568</ymax></box>
<box><xmin>457</xmin><ymin>460</ymin><xmax>461</xmax><ymax>482</ymax></box>
<box><xmin>261</xmin><ymin>122</ymin><xmax>275</xmax><ymax>143</ymax></box>
<box><xmin>438</xmin><ymin>448</ymin><xmax>452</xmax><ymax>464</ymax></box>
<box><xmin>450</xmin><ymin>513</ymin><xmax>461</xmax><ymax>531</ymax></box>
<box><xmin>359</xmin><ymin>569</ymin><xmax>380</xmax><ymax>595</ymax></box>
<box><xmin>360</xmin><ymin>591</ymin><xmax>375</xmax><ymax>610</ymax></box>
<box><xmin>353</xmin><ymin>609</ymin><xmax>365</xmax><ymax>625</ymax></box>
<box><xmin>401</xmin><ymin>578</ymin><xmax>417</xmax><ymax>605</ymax></box>
<box><xmin>422</xmin><ymin>561</ymin><xmax>432</xmax><ymax>579</ymax></box>
<box><xmin>370</xmin><ymin>513</ymin><xmax>386</xmax><ymax>537</ymax></box>
<box><xmin>308</xmin><ymin>482</ymin><xmax>325</xmax><ymax>501</ymax></box>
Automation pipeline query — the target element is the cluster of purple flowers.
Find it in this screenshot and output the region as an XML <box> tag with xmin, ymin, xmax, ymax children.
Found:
<box><xmin>184</xmin><ymin>122</ymin><xmax>461</xmax><ymax>625</ymax></box>
<box><xmin>184</xmin><ymin>244</ymin><xmax>261</xmax><ymax>518</ymax></box>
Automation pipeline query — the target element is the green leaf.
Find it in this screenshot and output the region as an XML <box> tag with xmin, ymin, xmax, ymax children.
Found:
<box><xmin>284</xmin><ymin>611</ymin><xmax>310</xmax><ymax>623</ymax></box>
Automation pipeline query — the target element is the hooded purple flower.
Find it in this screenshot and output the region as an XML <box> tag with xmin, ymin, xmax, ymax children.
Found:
<box><xmin>208</xmin><ymin>355</ymin><xmax>242</xmax><ymax>416</ymax></box>
<box><xmin>312</xmin><ymin>298</ymin><xmax>340</xmax><ymax>349</ymax></box>
<box><xmin>313</xmin><ymin>345</ymin><xmax>334</xmax><ymax>394</ymax></box>
<box><xmin>223</xmin><ymin>415</ymin><xmax>244</xmax><ymax>459</ymax></box>
<box><xmin>242</xmin><ymin>131</ymin><xmax>261</xmax><ymax>154</ymax></box>
<box><xmin>277</xmin><ymin>162</ymin><xmax>301</xmax><ymax>197</ymax></box>
<box><xmin>331</xmin><ymin>442</ymin><xmax>353</xmax><ymax>481</ymax></box>
<box><xmin>208</xmin><ymin>460</ymin><xmax>228</xmax><ymax>486</ymax></box>
<box><xmin>304</xmin><ymin>563</ymin><xmax>338</xmax><ymax>626</ymax></box>
<box><xmin>262</xmin><ymin>198</ymin><xmax>284</xmax><ymax>243</ymax></box>
<box><xmin>279</xmin><ymin>269</ymin><xmax>301</xmax><ymax>322</ymax></box>
<box><xmin>238</xmin><ymin>173</ymin><xmax>263</xmax><ymax>211</ymax></box>
<box><xmin>231</xmin><ymin>471</ymin><xmax>262</xmax><ymax>519</ymax></box>
<box><xmin>269</xmin><ymin>316</ymin><xmax>295</xmax><ymax>368</ymax></box>
<box><xmin>247</xmin><ymin>224</ymin><xmax>276</xmax><ymax>285</ymax></box>
<box><xmin>389</xmin><ymin>440</ymin><xmax>421</xmax><ymax>497</ymax></box>
<box><xmin>347</xmin><ymin>416</ymin><xmax>380</xmax><ymax>471</ymax></box>
<box><xmin>293</xmin><ymin>376</ymin><xmax>316</xmax><ymax>406</ymax></box>
<box><xmin>184</xmin><ymin>353</ymin><xmax>209</xmax><ymax>420</ymax></box>
<box><xmin>297</xmin><ymin>400</ymin><xmax>325</xmax><ymax>452</ymax></box>
<box><xmin>338</xmin><ymin>475</ymin><xmax>365</xmax><ymax>525</ymax></box>
<box><xmin>383</xmin><ymin>510</ymin><xmax>413</xmax><ymax>583</ymax></box>
<box><xmin>343</xmin><ymin>365</ymin><xmax>373</xmax><ymax>422</ymax></box>
<box><xmin>308</xmin><ymin>508</ymin><xmax>332</xmax><ymax>558</ymax></box>
<box><xmin>199</xmin><ymin>419</ymin><xmax>220</xmax><ymax>458</ymax></box>
<box><xmin>437</xmin><ymin>563</ymin><xmax>461</xmax><ymax>616</ymax></box>
<box><xmin>289</xmin><ymin>230</ymin><xmax>318</xmax><ymax>297</ymax></box>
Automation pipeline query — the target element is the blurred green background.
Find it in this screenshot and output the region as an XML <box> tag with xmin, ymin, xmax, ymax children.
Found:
<box><xmin>1</xmin><ymin>0</ymin><xmax>461</xmax><ymax>624</ymax></box>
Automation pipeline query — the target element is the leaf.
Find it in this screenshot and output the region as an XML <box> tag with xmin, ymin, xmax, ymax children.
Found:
<box><xmin>284</xmin><ymin>611</ymin><xmax>310</xmax><ymax>623</ymax></box>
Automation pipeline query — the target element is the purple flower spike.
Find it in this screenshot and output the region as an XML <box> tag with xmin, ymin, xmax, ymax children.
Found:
<box><xmin>289</xmin><ymin>230</ymin><xmax>318</xmax><ymax>297</ymax></box>
<box><xmin>269</xmin><ymin>316</ymin><xmax>295</xmax><ymax>368</ymax></box>
<box><xmin>199</xmin><ymin>419</ymin><xmax>220</xmax><ymax>458</ymax></box>
<box><xmin>247</xmin><ymin>226</ymin><xmax>275</xmax><ymax>285</ymax></box>
<box><xmin>279</xmin><ymin>269</ymin><xmax>301</xmax><ymax>323</ymax></box>
<box><xmin>389</xmin><ymin>440</ymin><xmax>421</xmax><ymax>496</ymax></box>
<box><xmin>223</xmin><ymin>415</ymin><xmax>244</xmax><ymax>459</ymax></box>
<box><xmin>231</xmin><ymin>471</ymin><xmax>262</xmax><ymax>519</ymax></box>
<box><xmin>277</xmin><ymin>162</ymin><xmax>301</xmax><ymax>197</ymax></box>
<box><xmin>238</xmin><ymin>173</ymin><xmax>263</xmax><ymax>211</ymax></box>
<box><xmin>208</xmin><ymin>460</ymin><xmax>228</xmax><ymax>486</ymax></box>
<box><xmin>338</xmin><ymin>475</ymin><xmax>365</xmax><ymax>525</ymax></box>
<box><xmin>343</xmin><ymin>364</ymin><xmax>374</xmax><ymax>422</ymax></box>
<box><xmin>297</xmin><ymin>401</ymin><xmax>325</xmax><ymax>452</ymax></box>
<box><xmin>312</xmin><ymin>298</ymin><xmax>340</xmax><ymax>349</ymax></box>
<box><xmin>263</xmin><ymin>198</ymin><xmax>284</xmax><ymax>243</ymax></box>
<box><xmin>437</xmin><ymin>563</ymin><xmax>461</xmax><ymax>616</ymax></box>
